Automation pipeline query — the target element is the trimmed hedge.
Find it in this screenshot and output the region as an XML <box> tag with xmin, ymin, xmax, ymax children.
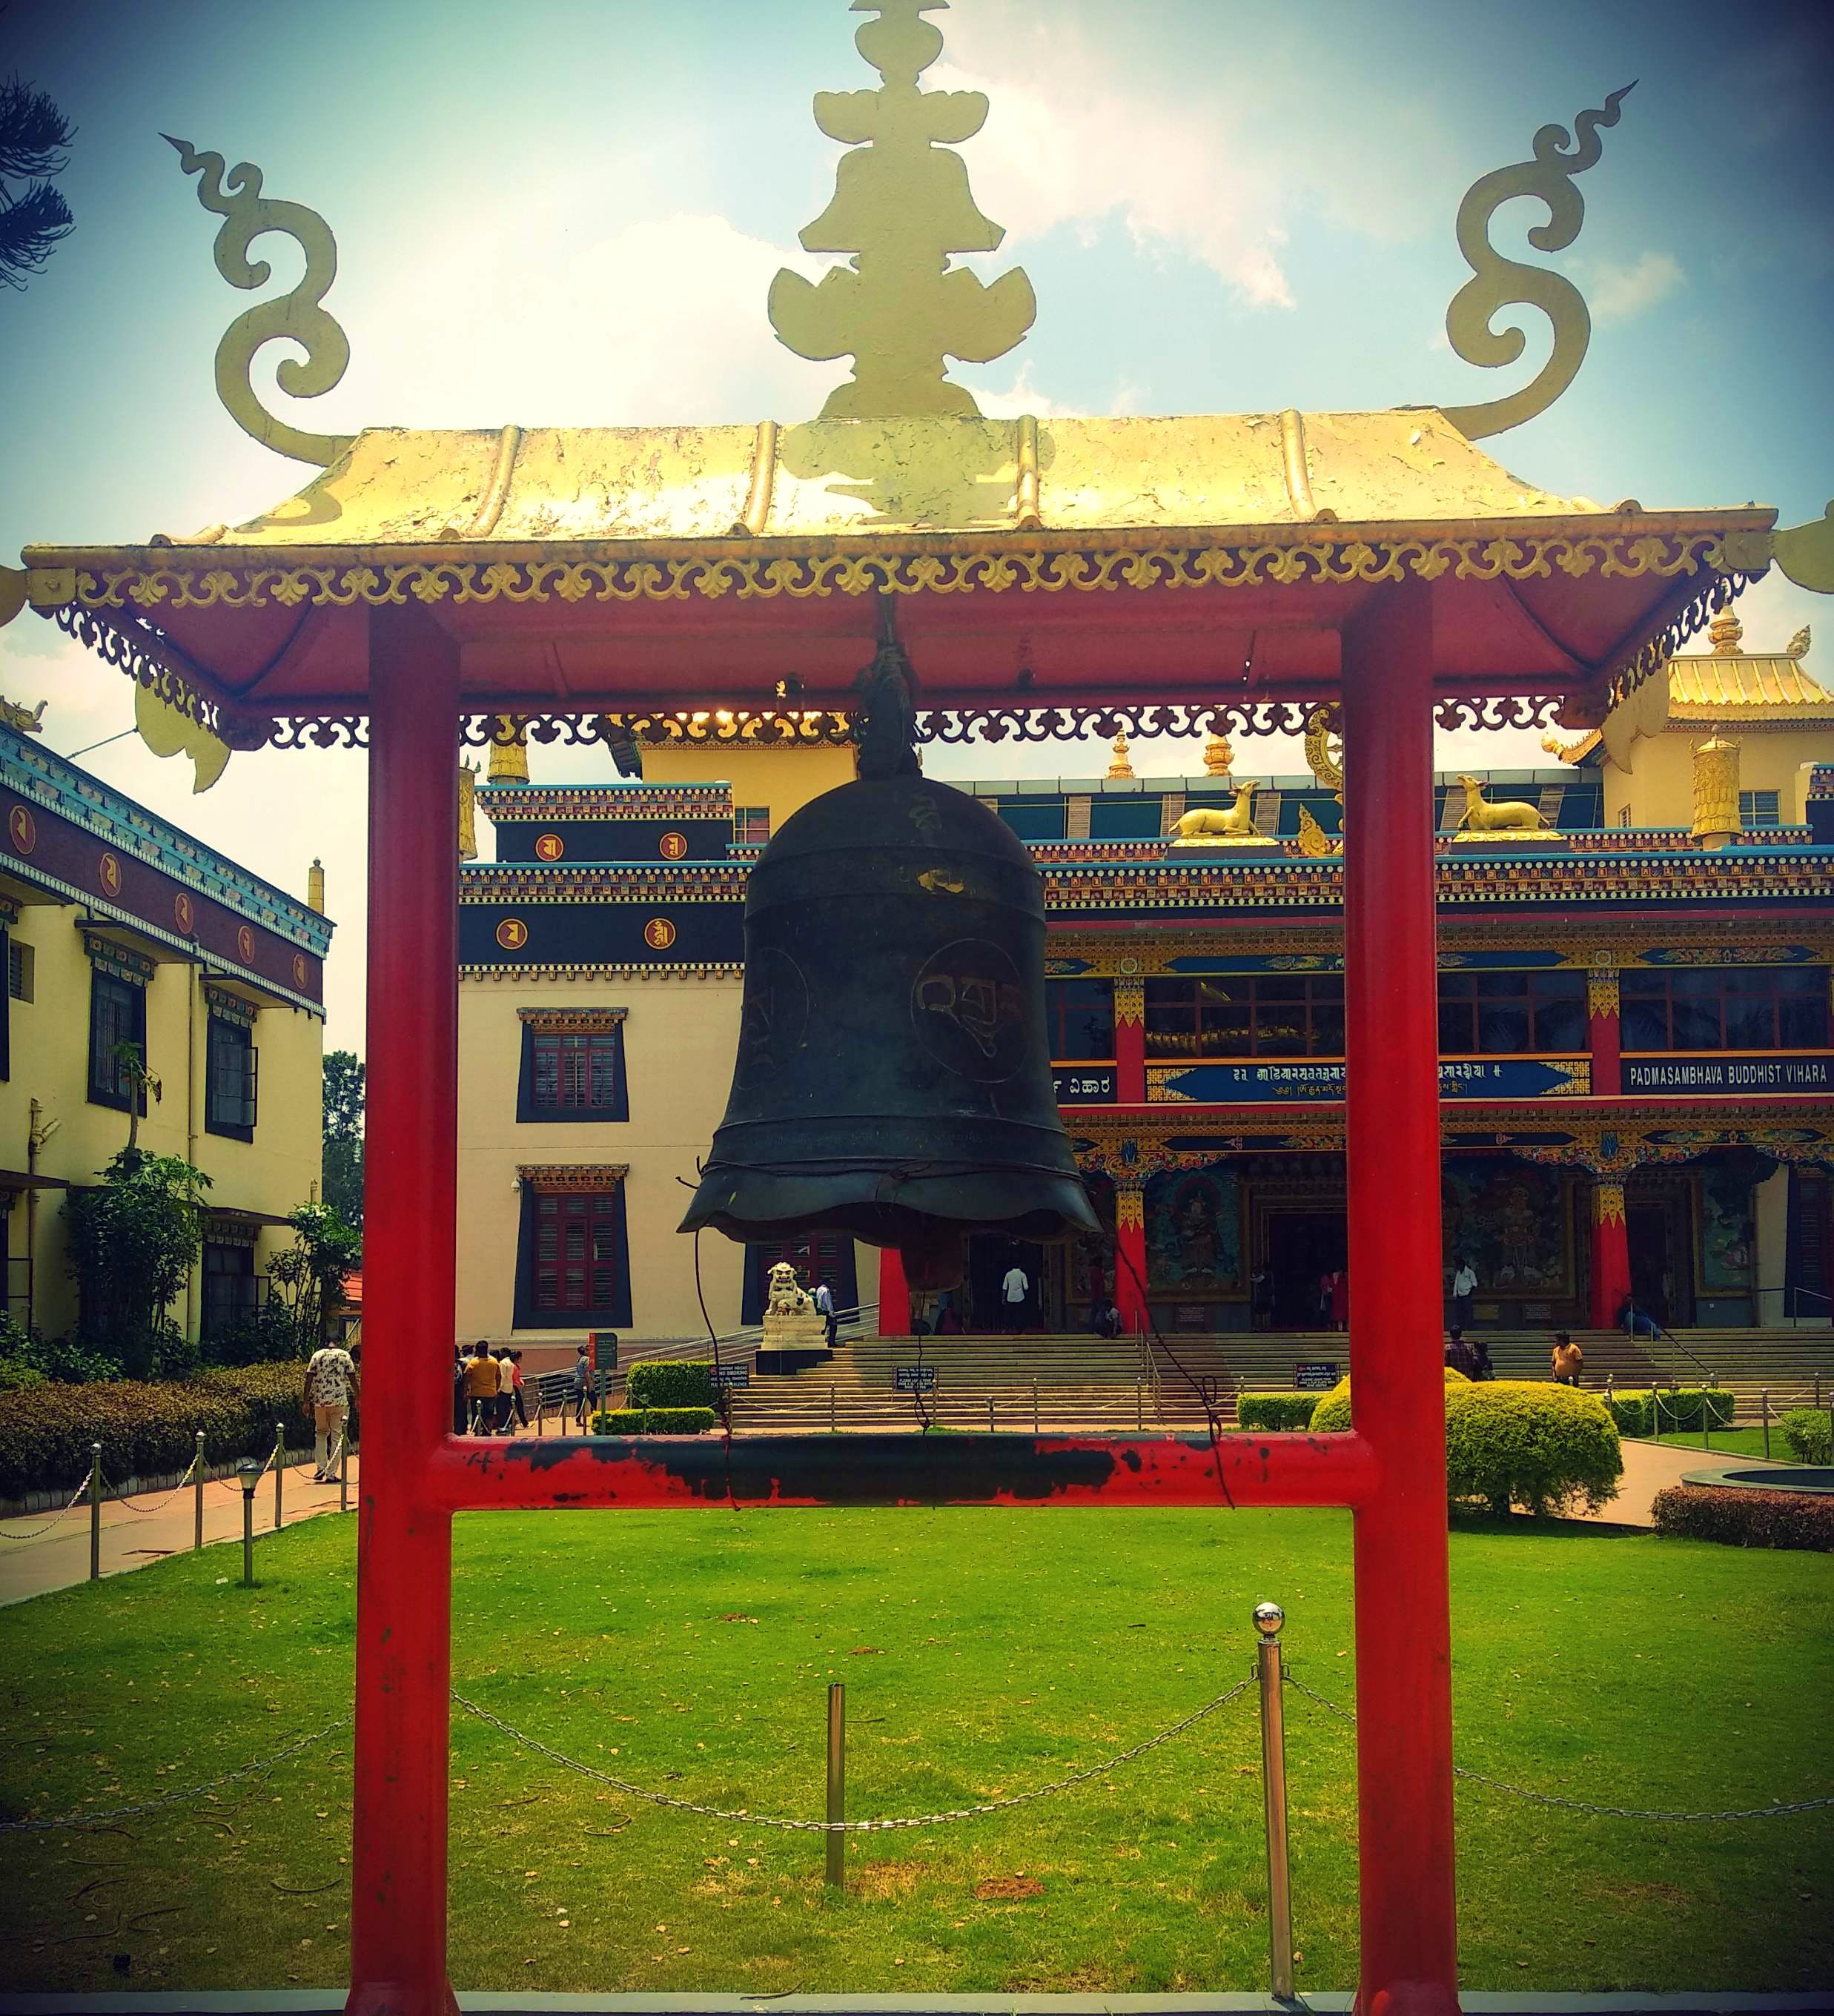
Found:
<box><xmin>1604</xmin><ymin>1387</ymin><xmax>1735</xmax><ymax>1436</ymax></box>
<box><xmin>625</xmin><ymin>1360</ymin><xmax>718</xmax><ymax>1410</ymax></box>
<box><xmin>1309</xmin><ymin>1373</ymin><xmax>1621</xmax><ymax>1517</ymax></box>
<box><xmin>1652</xmin><ymin>1483</ymin><xmax>1834</xmax><ymax>1552</ymax></box>
<box><xmin>1237</xmin><ymin>1393</ymin><xmax>1322</xmax><ymax>1432</ymax></box>
<box><xmin>1778</xmin><ymin>1409</ymin><xmax>1833</xmax><ymax>1465</ymax></box>
<box><xmin>589</xmin><ymin>1406</ymin><xmax>718</xmax><ymax>1436</ymax></box>
<box><xmin>0</xmin><ymin>1362</ymin><xmax>317</xmax><ymax>1501</ymax></box>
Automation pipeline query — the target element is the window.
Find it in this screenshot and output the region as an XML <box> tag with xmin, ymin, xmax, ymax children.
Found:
<box><xmin>205</xmin><ymin>1015</ymin><xmax>258</xmax><ymax>1138</ymax></box>
<box><xmin>1045</xmin><ymin>978</ymin><xmax>1115</xmax><ymax>1060</ymax></box>
<box><xmin>1144</xmin><ymin>975</ymin><xmax>1345</xmax><ymax>1059</ymax></box>
<box><xmin>7</xmin><ymin>938</ymin><xmax>31</xmax><ymax>1001</ymax></box>
<box><xmin>741</xmin><ymin>1232</ymin><xmax>859</xmax><ymax>1326</ymax></box>
<box><xmin>514</xmin><ymin>1180</ymin><xmax>632</xmax><ymax>1328</ymax></box>
<box><xmin>1618</xmin><ymin>804</ymin><xmax>1632</xmax><ymax>829</ymax></box>
<box><xmin>517</xmin><ymin>1014</ymin><xmax>629</xmax><ymax>1121</ymax></box>
<box><xmin>201</xmin><ymin>1240</ymin><xmax>259</xmax><ymax>1341</ymax></box>
<box><xmin>1739</xmin><ymin>789</ymin><xmax>1781</xmax><ymax>829</ymax></box>
<box><xmin>87</xmin><ymin>969</ymin><xmax>148</xmax><ymax>1112</ymax></box>
<box><xmin>1436</xmin><ymin>970</ymin><xmax>1587</xmax><ymax>1055</ymax></box>
<box><xmin>996</xmin><ymin>798</ymin><xmax>1066</xmax><ymax>842</ymax></box>
<box><xmin>1621</xmin><ymin>966</ymin><xmax>1830</xmax><ymax>1052</ymax></box>
<box><xmin>1088</xmin><ymin>798</ymin><xmax>1162</xmax><ymax>840</ymax></box>
<box><xmin>734</xmin><ymin>806</ymin><xmax>771</xmax><ymax>846</ymax></box>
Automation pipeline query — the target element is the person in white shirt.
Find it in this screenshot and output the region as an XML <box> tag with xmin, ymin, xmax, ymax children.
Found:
<box><xmin>1001</xmin><ymin>1262</ymin><xmax>1030</xmax><ymax>1334</ymax></box>
<box><xmin>301</xmin><ymin>1343</ymin><xmax>358</xmax><ymax>1482</ymax></box>
<box><xmin>814</xmin><ymin>1279</ymin><xmax>837</xmax><ymax>1347</ymax></box>
<box><xmin>1450</xmin><ymin>1259</ymin><xmax>1478</xmax><ymax>1330</ymax></box>
<box><xmin>494</xmin><ymin>1347</ymin><xmax>517</xmax><ymax>1434</ymax></box>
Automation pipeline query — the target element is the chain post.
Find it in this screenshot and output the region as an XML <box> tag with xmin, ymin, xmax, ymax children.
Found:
<box><xmin>1252</xmin><ymin>1602</ymin><xmax>1295</xmax><ymax>2001</ymax></box>
<box><xmin>87</xmin><ymin>1444</ymin><xmax>102</xmax><ymax>1582</ymax></box>
<box><xmin>987</xmin><ymin>1395</ymin><xmax>995</xmax><ymax>1435</ymax></box>
<box><xmin>1032</xmin><ymin>1378</ymin><xmax>1039</xmax><ymax>1434</ymax></box>
<box><xmin>1136</xmin><ymin>1379</ymin><xmax>1143</xmax><ymax>1431</ymax></box>
<box><xmin>825</xmin><ymin>1682</ymin><xmax>846</xmax><ymax>1890</ymax></box>
<box><xmin>340</xmin><ymin>1429</ymin><xmax>350</xmax><ymax>1513</ymax></box>
<box><xmin>193</xmin><ymin>1429</ymin><xmax>206</xmax><ymax>1551</ymax></box>
<box><xmin>273</xmin><ymin>1422</ymin><xmax>285</xmax><ymax>1531</ymax></box>
<box><xmin>829</xmin><ymin>1387</ymin><xmax>836</xmax><ymax>1435</ymax></box>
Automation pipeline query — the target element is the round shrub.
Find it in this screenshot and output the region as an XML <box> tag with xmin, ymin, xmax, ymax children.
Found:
<box><xmin>1778</xmin><ymin>1408</ymin><xmax>1832</xmax><ymax>1465</ymax></box>
<box><xmin>1237</xmin><ymin>1393</ymin><xmax>1321</xmax><ymax>1432</ymax></box>
<box><xmin>1308</xmin><ymin>1372</ymin><xmax>1621</xmax><ymax>1517</ymax></box>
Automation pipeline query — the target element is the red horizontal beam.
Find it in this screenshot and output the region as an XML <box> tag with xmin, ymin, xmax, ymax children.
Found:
<box><xmin>425</xmin><ymin>1430</ymin><xmax>1376</xmax><ymax>1514</ymax></box>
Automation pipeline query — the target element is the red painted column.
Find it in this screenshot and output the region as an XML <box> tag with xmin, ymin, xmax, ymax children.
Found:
<box><xmin>877</xmin><ymin>1245</ymin><xmax>910</xmax><ymax>1338</ymax></box>
<box><xmin>1115</xmin><ymin>1176</ymin><xmax>1150</xmax><ymax>1334</ymax></box>
<box><xmin>1588</xmin><ymin>1178</ymin><xmax>1631</xmax><ymax>1330</ymax></box>
<box><xmin>1113</xmin><ymin>978</ymin><xmax>1147</xmax><ymax>1104</ymax></box>
<box><xmin>1587</xmin><ymin>963</ymin><xmax>1621</xmax><ymax>1098</ymax></box>
<box><xmin>347</xmin><ymin>607</ymin><xmax>460</xmax><ymax>2016</ymax></box>
<box><xmin>1342</xmin><ymin>583</ymin><xmax>1460</xmax><ymax>2016</ymax></box>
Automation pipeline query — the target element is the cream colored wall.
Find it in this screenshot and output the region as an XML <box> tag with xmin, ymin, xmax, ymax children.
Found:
<box><xmin>457</xmin><ymin>972</ymin><xmax>752</xmax><ymax>1347</ymax></box>
<box><xmin>1</xmin><ymin>900</ymin><xmax>325</xmax><ymax>1342</ymax></box>
<box><xmin>1605</xmin><ymin>725</ymin><xmax>1834</xmax><ymax>829</ymax></box>
<box><xmin>638</xmin><ymin>743</ymin><xmax>855</xmax><ymax>832</ymax></box>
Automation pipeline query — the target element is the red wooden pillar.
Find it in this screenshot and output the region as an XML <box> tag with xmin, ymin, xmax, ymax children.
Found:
<box><xmin>1588</xmin><ymin>1178</ymin><xmax>1632</xmax><ymax>1330</ymax></box>
<box><xmin>347</xmin><ymin>607</ymin><xmax>461</xmax><ymax>2016</ymax></box>
<box><xmin>1114</xmin><ymin>1176</ymin><xmax>1150</xmax><ymax>1333</ymax></box>
<box><xmin>1587</xmin><ymin>963</ymin><xmax>1622</xmax><ymax>1097</ymax></box>
<box><xmin>877</xmin><ymin>1245</ymin><xmax>910</xmax><ymax>1337</ymax></box>
<box><xmin>1342</xmin><ymin>584</ymin><xmax>1460</xmax><ymax>2016</ymax></box>
<box><xmin>1113</xmin><ymin>978</ymin><xmax>1147</xmax><ymax>1104</ymax></box>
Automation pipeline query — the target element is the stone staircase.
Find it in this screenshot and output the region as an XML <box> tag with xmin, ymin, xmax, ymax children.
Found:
<box><xmin>1639</xmin><ymin>1327</ymin><xmax>1834</xmax><ymax>1417</ymax></box>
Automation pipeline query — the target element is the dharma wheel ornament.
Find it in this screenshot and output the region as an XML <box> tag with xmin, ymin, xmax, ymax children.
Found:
<box><xmin>680</xmin><ymin>640</ymin><xmax>1096</xmax><ymax>1291</ymax></box>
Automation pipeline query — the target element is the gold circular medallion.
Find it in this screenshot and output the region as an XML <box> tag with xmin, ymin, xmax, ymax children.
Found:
<box><xmin>643</xmin><ymin>916</ymin><xmax>677</xmax><ymax>951</ymax></box>
<box><xmin>496</xmin><ymin>916</ymin><xmax>529</xmax><ymax>951</ymax></box>
<box><xmin>534</xmin><ymin>832</ymin><xmax>565</xmax><ymax>861</ymax></box>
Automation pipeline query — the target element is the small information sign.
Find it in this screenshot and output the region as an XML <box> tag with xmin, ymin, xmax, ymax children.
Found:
<box><xmin>1294</xmin><ymin>1361</ymin><xmax>1340</xmax><ymax>1391</ymax></box>
<box><xmin>589</xmin><ymin>1330</ymin><xmax>618</xmax><ymax>1371</ymax></box>
<box><xmin>895</xmin><ymin>1366</ymin><xmax>938</xmax><ymax>1393</ymax></box>
<box><xmin>709</xmin><ymin>1364</ymin><xmax>750</xmax><ymax>1390</ymax></box>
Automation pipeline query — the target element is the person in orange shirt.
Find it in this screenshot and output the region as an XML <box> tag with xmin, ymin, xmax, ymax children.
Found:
<box><xmin>1550</xmin><ymin>1333</ymin><xmax>1584</xmax><ymax>1387</ymax></box>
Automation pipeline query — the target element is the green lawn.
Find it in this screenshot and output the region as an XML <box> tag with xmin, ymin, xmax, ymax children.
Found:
<box><xmin>1639</xmin><ymin>1428</ymin><xmax>1781</xmax><ymax>1459</ymax></box>
<box><xmin>2</xmin><ymin>1507</ymin><xmax>1830</xmax><ymax>1997</ymax></box>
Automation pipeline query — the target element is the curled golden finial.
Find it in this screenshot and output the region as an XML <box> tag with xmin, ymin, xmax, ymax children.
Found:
<box><xmin>1440</xmin><ymin>83</ymin><xmax>1635</xmax><ymax>440</ymax></box>
<box><xmin>165</xmin><ymin>136</ymin><xmax>354</xmax><ymax>466</ymax></box>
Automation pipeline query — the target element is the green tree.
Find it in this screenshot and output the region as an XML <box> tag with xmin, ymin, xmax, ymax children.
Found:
<box><xmin>265</xmin><ymin>1201</ymin><xmax>363</xmax><ymax>1353</ymax></box>
<box><xmin>0</xmin><ymin>67</ymin><xmax>76</xmax><ymax>291</ymax></box>
<box><xmin>322</xmin><ymin>1049</ymin><xmax>365</xmax><ymax>1227</ymax></box>
<box><xmin>64</xmin><ymin>1150</ymin><xmax>209</xmax><ymax>1379</ymax></box>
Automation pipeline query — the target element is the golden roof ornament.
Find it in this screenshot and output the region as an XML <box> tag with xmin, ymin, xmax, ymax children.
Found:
<box><xmin>767</xmin><ymin>0</ymin><xmax>1036</xmax><ymax>418</ymax></box>
<box><xmin>458</xmin><ymin>761</ymin><xmax>479</xmax><ymax>862</ymax></box>
<box><xmin>167</xmin><ymin>136</ymin><xmax>353</xmax><ymax>466</ymax></box>
<box><xmin>486</xmin><ymin>720</ymin><xmax>530</xmax><ymax>784</ymax></box>
<box><xmin>1692</xmin><ymin>733</ymin><xmax>1740</xmax><ymax>846</ymax></box>
<box><xmin>1202</xmin><ymin>723</ymin><xmax>1234</xmax><ymax>777</ymax></box>
<box><xmin>1709</xmin><ymin>611</ymin><xmax>1744</xmax><ymax>655</ymax></box>
<box><xmin>1441</xmin><ymin>82</ymin><xmax>1634</xmax><ymax>439</ymax></box>
<box><xmin>1107</xmin><ymin>730</ymin><xmax>1135</xmax><ymax>779</ymax></box>
<box><xmin>0</xmin><ymin>695</ymin><xmax>46</xmax><ymax>735</ymax></box>
<box><xmin>1786</xmin><ymin>625</ymin><xmax>1811</xmax><ymax>660</ymax></box>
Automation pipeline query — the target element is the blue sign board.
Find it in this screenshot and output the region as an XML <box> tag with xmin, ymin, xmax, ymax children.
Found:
<box><xmin>1153</xmin><ymin>1058</ymin><xmax>1590</xmax><ymax>1104</ymax></box>
<box><xmin>1623</xmin><ymin>1054</ymin><xmax>1832</xmax><ymax>1094</ymax></box>
<box><xmin>1053</xmin><ymin>1064</ymin><xmax>1119</xmax><ymax>1103</ymax></box>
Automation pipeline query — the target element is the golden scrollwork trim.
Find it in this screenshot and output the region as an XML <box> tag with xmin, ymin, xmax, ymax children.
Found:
<box><xmin>515</xmin><ymin>1007</ymin><xmax>628</xmax><ymax>1033</ymax></box>
<box><xmin>516</xmin><ymin>1164</ymin><xmax>629</xmax><ymax>1193</ymax></box>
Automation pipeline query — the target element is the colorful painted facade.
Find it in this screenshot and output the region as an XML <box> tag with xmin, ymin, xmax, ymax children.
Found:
<box><xmin>454</xmin><ymin>632</ymin><xmax>1834</xmax><ymax>1346</ymax></box>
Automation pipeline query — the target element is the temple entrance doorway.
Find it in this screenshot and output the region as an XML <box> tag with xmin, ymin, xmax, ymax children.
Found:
<box><xmin>964</xmin><ymin>1235</ymin><xmax>1050</xmax><ymax>1333</ymax></box>
<box><xmin>1268</xmin><ymin>1210</ymin><xmax>1348</xmax><ymax>1328</ymax></box>
<box><xmin>1629</xmin><ymin>1181</ymin><xmax>1695</xmax><ymax>1327</ymax></box>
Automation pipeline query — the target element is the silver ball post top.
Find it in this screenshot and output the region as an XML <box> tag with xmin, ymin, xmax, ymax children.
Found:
<box><xmin>1253</xmin><ymin>1601</ymin><xmax>1285</xmax><ymax>1638</ymax></box>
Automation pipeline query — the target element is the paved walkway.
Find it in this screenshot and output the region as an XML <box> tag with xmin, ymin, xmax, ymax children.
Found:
<box><xmin>0</xmin><ymin>1452</ymin><xmax>363</xmax><ymax>1606</ymax></box>
<box><xmin>1566</xmin><ymin>1437</ymin><xmax>1777</xmax><ymax>1529</ymax></box>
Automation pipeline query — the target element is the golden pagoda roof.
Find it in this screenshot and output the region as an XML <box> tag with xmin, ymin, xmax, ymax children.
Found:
<box><xmin>147</xmin><ymin>408</ymin><xmax>1617</xmax><ymax>549</ymax></box>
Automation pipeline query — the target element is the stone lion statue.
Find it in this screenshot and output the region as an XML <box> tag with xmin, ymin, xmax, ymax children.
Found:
<box><xmin>766</xmin><ymin>1260</ymin><xmax>813</xmax><ymax>1316</ymax></box>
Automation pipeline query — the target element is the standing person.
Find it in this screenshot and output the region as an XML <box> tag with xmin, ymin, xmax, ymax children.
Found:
<box><xmin>1329</xmin><ymin>1267</ymin><xmax>1349</xmax><ymax>1333</ymax></box>
<box><xmin>1317</xmin><ymin>1270</ymin><xmax>1334</xmax><ymax>1328</ymax></box>
<box><xmin>1002</xmin><ymin>1258</ymin><xmax>1030</xmax><ymax>1334</ymax></box>
<box><xmin>463</xmin><ymin>1340</ymin><xmax>499</xmax><ymax>1433</ymax></box>
<box><xmin>509</xmin><ymin>1349</ymin><xmax>529</xmax><ymax>1430</ymax></box>
<box><xmin>1471</xmin><ymin>1335</ymin><xmax>1494</xmax><ymax>1381</ymax></box>
<box><xmin>301</xmin><ymin>1338</ymin><xmax>359</xmax><ymax>1482</ymax></box>
<box><xmin>569</xmin><ymin>1344</ymin><xmax>594</xmax><ymax>1429</ymax></box>
<box><xmin>452</xmin><ymin>1347</ymin><xmax>468</xmax><ymax>1435</ymax></box>
<box><xmin>1251</xmin><ymin>1266</ymin><xmax>1274</xmax><ymax>1331</ymax></box>
<box><xmin>1550</xmin><ymin>1332</ymin><xmax>1584</xmax><ymax>1387</ymax></box>
<box><xmin>494</xmin><ymin>1347</ymin><xmax>517</xmax><ymax>1434</ymax></box>
<box><xmin>1443</xmin><ymin>1327</ymin><xmax>1476</xmax><ymax>1378</ymax></box>
<box><xmin>1450</xmin><ymin>1257</ymin><xmax>1478</xmax><ymax>1331</ymax></box>
<box><xmin>814</xmin><ymin>1277</ymin><xmax>838</xmax><ymax>1349</ymax></box>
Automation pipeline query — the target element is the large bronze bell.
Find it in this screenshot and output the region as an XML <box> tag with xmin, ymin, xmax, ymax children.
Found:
<box><xmin>678</xmin><ymin>650</ymin><xmax>1096</xmax><ymax>1290</ymax></box>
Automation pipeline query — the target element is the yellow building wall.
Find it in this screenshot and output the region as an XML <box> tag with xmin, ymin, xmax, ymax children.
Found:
<box><xmin>1604</xmin><ymin>725</ymin><xmax>1833</xmax><ymax>829</ymax></box>
<box><xmin>637</xmin><ymin>743</ymin><xmax>855</xmax><ymax>834</ymax></box>
<box><xmin>1</xmin><ymin>900</ymin><xmax>325</xmax><ymax>1343</ymax></box>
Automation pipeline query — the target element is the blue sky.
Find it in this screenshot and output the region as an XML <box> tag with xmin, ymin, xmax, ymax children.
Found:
<box><xmin>3</xmin><ymin>0</ymin><xmax>1830</xmax><ymax>1051</ymax></box>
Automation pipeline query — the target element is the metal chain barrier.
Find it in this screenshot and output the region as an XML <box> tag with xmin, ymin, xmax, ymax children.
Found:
<box><xmin>0</xmin><ymin>1463</ymin><xmax>96</xmax><ymax>1543</ymax></box>
<box><xmin>1282</xmin><ymin>1671</ymin><xmax>1834</xmax><ymax>1823</ymax></box>
<box><xmin>0</xmin><ymin>1714</ymin><xmax>352</xmax><ymax>1833</ymax></box>
<box><xmin>451</xmin><ymin>1671</ymin><xmax>1257</xmax><ymax>1834</ymax></box>
<box><xmin>111</xmin><ymin>1451</ymin><xmax>202</xmax><ymax>1516</ymax></box>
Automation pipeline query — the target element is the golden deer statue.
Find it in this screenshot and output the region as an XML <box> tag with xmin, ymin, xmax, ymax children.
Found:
<box><xmin>1452</xmin><ymin>775</ymin><xmax>1547</xmax><ymax>835</ymax></box>
<box><xmin>1173</xmin><ymin>781</ymin><xmax>1271</xmax><ymax>846</ymax></box>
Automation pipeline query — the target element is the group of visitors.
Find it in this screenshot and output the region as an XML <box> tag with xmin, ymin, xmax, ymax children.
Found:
<box><xmin>1441</xmin><ymin>1327</ymin><xmax>1494</xmax><ymax>1379</ymax></box>
<box><xmin>456</xmin><ymin>1341</ymin><xmax>528</xmax><ymax>1435</ymax></box>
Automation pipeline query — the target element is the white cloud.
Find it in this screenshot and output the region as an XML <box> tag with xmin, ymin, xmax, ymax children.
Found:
<box><xmin>1586</xmin><ymin>251</ymin><xmax>1684</xmax><ymax>325</ymax></box>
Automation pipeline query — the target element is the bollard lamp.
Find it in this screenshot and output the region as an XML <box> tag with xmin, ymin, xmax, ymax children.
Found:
<box><xmin>236</xmin><ymin>1458</ymin><xmax>262</xmax><ymax>1495</ymax></box>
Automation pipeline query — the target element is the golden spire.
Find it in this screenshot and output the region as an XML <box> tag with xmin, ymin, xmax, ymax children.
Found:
<box><xmin>486</xmin><ymin>718</ymin><xmax>529</xmax><ymax>783</ymax></box>
<box><xmin>1708</xmin><ymin>611</ymin><xmax>1744</xmax><ymax>655</ymax></box>
<box><xmin>306</xmin><ymin>858</ymin><xmax>326</xmax><ymax>912</ymax></box>
<box><xmin>458</xmin><ymin>762</ymin><xmax>478</xmax><ymax>862</ymax></box>
<box><xmin>1107</xmin><ymin>731</ymin><xmax>1135</xmax><ymax>780</ymax></box>
<box><xmin>1202</xmin><ymin>724</ymin><xmax>1234</xmax><ymax>777</ymax></box>
<box><xmin>767</xmin><ymin>0</ymin><xmax>1036</xmax><ymax>418</ymax></box>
